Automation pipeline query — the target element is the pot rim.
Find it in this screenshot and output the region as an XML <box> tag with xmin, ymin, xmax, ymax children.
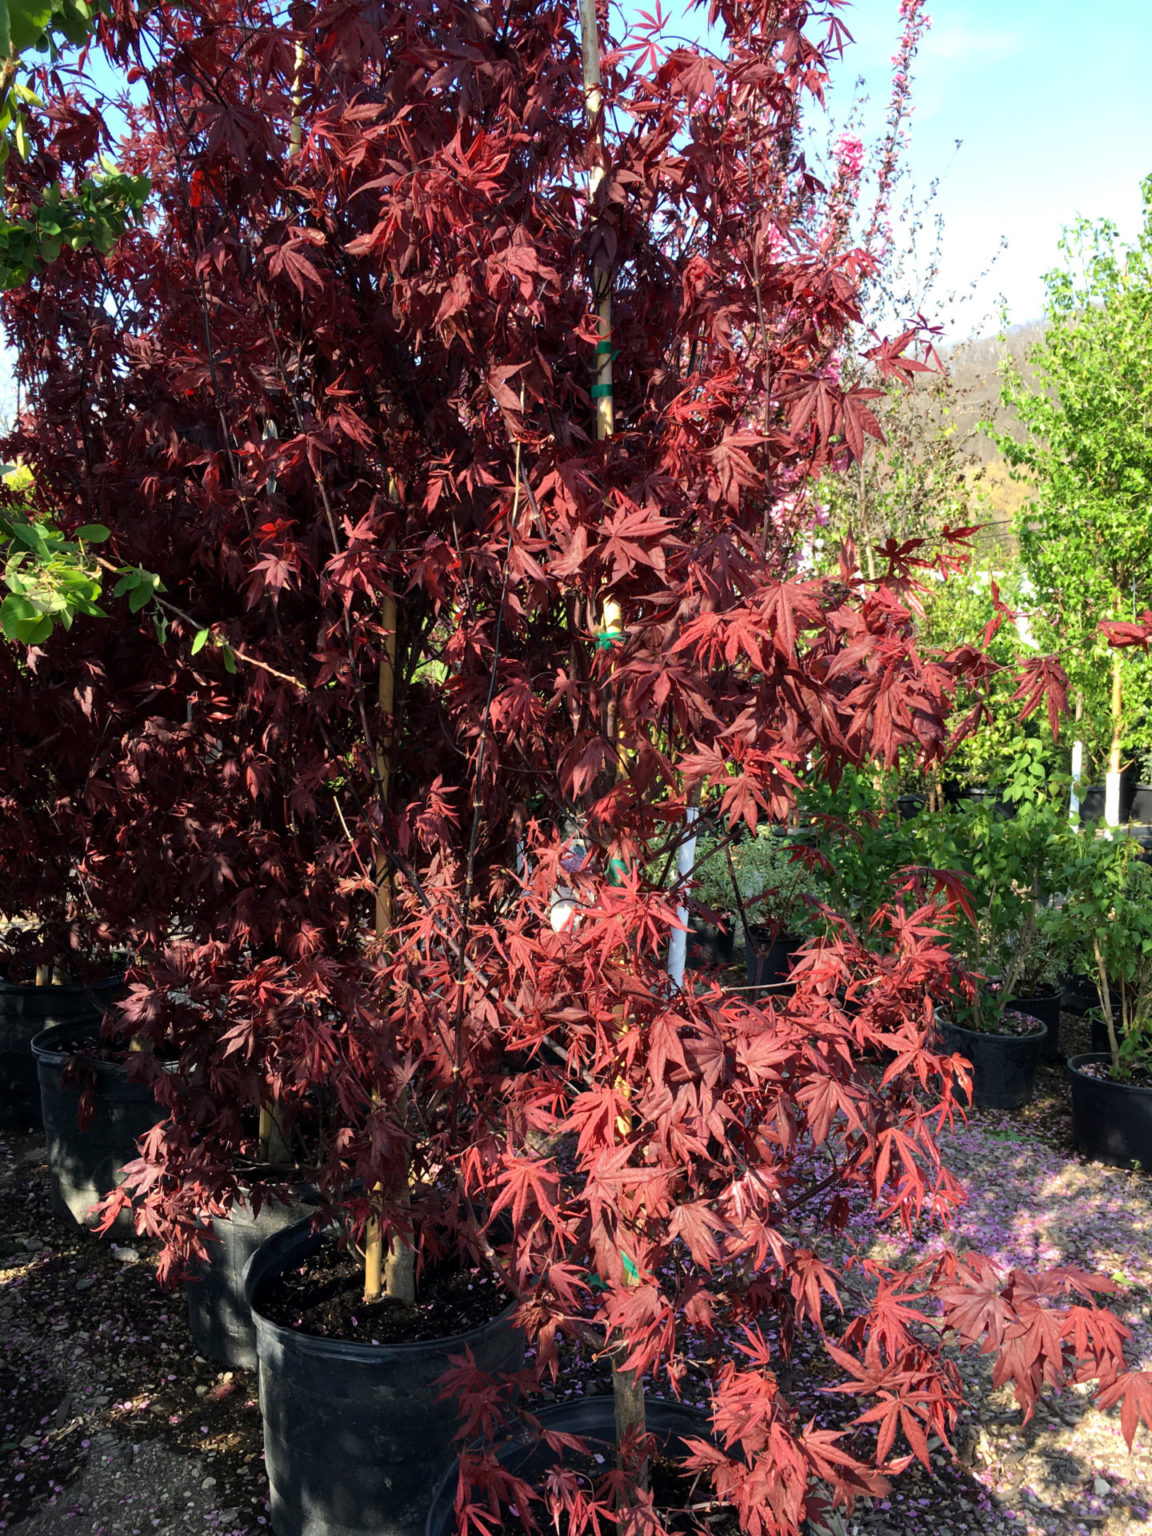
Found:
<box><xmin>29</xmin><ymin>1017</ymin><xmax>178</xmax><ymax>1073</ymax></box>
<box><xmin>244</xmin><ymin>1214</ymin><xmax>520</xmax><ymax>1359</ymax></box>
<box><xmin>424</xmin><ymin>1394</ymin><xmax>713</xmax><ymax>1536</ymax></box>
<box><xmin>1003</xmin><ymin>984</ymin><xmax>1063</xmax><ymax>1003</ymax></box>
<box><xmin>1067</xmin><ymin>1052</ymin><xmax>1152</xmax><ymax>1095</ymax></box>
<box><xmin>1</xmin><ymin>971</ymin><xmax>124</xmax><ymax>997</ymax></box>
<box><xmin>937</xmin><ymin>1013</ymin><xmax>1046</xmax><ymax>1042</ymax></box>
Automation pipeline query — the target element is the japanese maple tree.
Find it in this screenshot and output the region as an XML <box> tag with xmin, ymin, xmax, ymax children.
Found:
<box><xmin>2</xmin><ymin>2</ymin><xmax>1151</xmax><ymax>1534</ymax></box>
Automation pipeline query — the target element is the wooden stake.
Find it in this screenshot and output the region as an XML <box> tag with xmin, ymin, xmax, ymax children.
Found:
<box><xmin>1109</xmin><ymin>651</ymin><xmax>1123</xmax><ymax>778</ymax></box>
<box><xmin>579</xmin><ymin>0</ymin><xmax>614</xmax><ymax>444</ymax></box>
<box><xmin>288</xmin><ymin>40</ymin><xmax>305</xmax><ymax>160</ymax></box>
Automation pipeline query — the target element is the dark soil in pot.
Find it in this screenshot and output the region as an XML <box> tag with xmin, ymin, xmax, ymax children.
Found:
<box><xmin>246</xmin><ymin>1215</ymin><xmax>525</xmax><ymax>1536</ymax></box>
<box><xmin>30</xmin><ymin>1019</ymin><xmax>167</xmax><ymax>1232</ymax></box>
<box><xmin>256</xmin><ymin>1233</ymin><xmax>510</xmax><ymax>1343</ymax></box>
<box><xmin>424</xmin><ymin>1395</ymin><xmax>724</xmax><ymax>1536</ymax></box>
<box><xmin>0</xmin><ymin>973</ymin><xmax>123</xmax><ymax>1130</ymax></box>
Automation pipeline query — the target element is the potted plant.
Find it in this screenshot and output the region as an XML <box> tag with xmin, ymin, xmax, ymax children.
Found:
<box><xmin>993</xmin><ymin>907</ymin><xmax>1067</xmax><ymax>1061</ymax></box>
<box><xmin>0</xmin><ymin>954</ymin><xmax>125</xmax><ymax>1131</ymax></box>
<box><xmin>731</xmin><ymin>827</ymin><xmax>830</xmax><ymax>998</ymax></box>
<box><xmin>908</xmin><ymin>791</ymin><xmax>1071</xmax><ymax>1105</ymax></box>
<box><xmin>1054</xmin><ymin>834</ymin><xmax>1152</xmax><ymax>1167</ymax></box>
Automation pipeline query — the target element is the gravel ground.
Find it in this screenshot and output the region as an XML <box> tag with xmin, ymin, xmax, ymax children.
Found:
<box><xmin>1</xmin><ymin>1009</ymin><xmax>1151</xmax><ymax>1536</ymax></box>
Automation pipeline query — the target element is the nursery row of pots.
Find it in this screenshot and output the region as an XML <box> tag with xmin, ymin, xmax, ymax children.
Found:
<box><xmin>2</xmin><ymin>1005</ymin><xmax>634</xmax><ymax>1536</ymax></box>
<box><xmin>2</xmin><ymin>976</ymin><xmax>730</xmax><ymax>1536</ymax></box>
<box><xmin>5</xmin><ymin>861</ymin><xmax>1151</xmax><ymax>1536</ymax></box>
<box><xmin>731</xmin><ymin>927</ymin><xmax>1152</xmax><ymax>1172</ymax></box>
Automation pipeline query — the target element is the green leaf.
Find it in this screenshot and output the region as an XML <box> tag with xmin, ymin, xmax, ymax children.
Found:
<box><xmin>152</xmin><ymin>611</ymin><xmax>168</xmax><ymax>645</ymax></box>
<box><xmin>112</xmin><ymin>571</ymin><xmax>141</xmax><ymax>597</ymax></box>
<box><xmin>127</xmin><ymin>578</ymin><xmax>154</xmax><ymax>613</ymax></box>
<box><xmin>190</xmin><ymin>628</ymin><xmax>210</xmax><ymax>655</ymax></box>
<box><xmin>4</xmin><ymin>0</ymin><xmax>55</xmax><ymax>53</ymax></box>
<box><xmin>10</xmin><ymin>519</ymin><xmax>46</xmax><ymax>554</ymax></box>
<box><xmin>1</xmin><ymin>592</ymin><xmax>52</xmax><ymax>644</ymax></box>
<box><xmin>222</xmin><ymin>644</ymin><xmax>237</xmax><ymax>674</ymax></box>
<box><xmin>74</xmin><ymin>523</ymin><xmax>110</xmax><ymax>543</ymax></box>
<box><xmin>0</xmin><ymin>590</ymin><xmax>37</xmax><ymax>636</ymax></box>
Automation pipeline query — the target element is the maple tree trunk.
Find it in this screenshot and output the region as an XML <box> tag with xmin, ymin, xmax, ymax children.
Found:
<box><xmin>1105</xmin><ymin>653</ymin><xmax>1123</xmax><ymax>829</ymax></box>
<box><xmin>1093</xmin><ymin>934</ymin><xmax>1121</xmax><ymax>1075</ymax></box>
<box><xmin>612</xmin><ymin>1351</ymin><xmax>649</xmax><ymax>1492</ymax></box>
<box><xmin>258</xmin><ymin>1104</ymin><xmax>290</xmax><ymax>1166</ymax></box>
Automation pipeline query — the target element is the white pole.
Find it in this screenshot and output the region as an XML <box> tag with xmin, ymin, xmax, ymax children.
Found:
<box><xmin>1070</xmin><ymin>738</ymin><xmax>1083</xmax><ymax>827</ymax></box>
<box><xmin>667</xmin><ymin>805</ymin><xmax>699</xmax><ymax>990</ymax></box>
<box><xmin>1104</xmin><ymin>768</ymin><xmax>1121</xmax><ymax>834</ymax></box>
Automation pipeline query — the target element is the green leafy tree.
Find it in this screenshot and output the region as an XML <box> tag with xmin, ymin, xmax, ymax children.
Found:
<box><xmin>815</xmin><ymin>369</ymin><xmax>980</xmax><ymax>580</ymax></box>
<box><xmin>0</xmin><ymin>2</ymin><xmax>150</xmax><ymax>287</ymax></box>
<box><xmin>996</xmin><ymin>179</ymin><xmax>1152</xmax><ymax>783</ymax></box>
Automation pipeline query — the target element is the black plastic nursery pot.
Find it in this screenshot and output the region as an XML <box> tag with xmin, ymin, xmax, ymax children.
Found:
<box><xmin>1068</xmin><ymin>1053</ymin><xmax>1152</xmax><ymax>1169</ymax></box>
<box><xmin>1006</xmin><ymin>986</ymin><xmax>1062</xmax><ymax>1062</ymax></box>
<box><xmin>245</xmin><ymin>1214</ymin><xmax>527</xmax><ymax>1536</ymax></box>
<box><xmin>744</xmin><ymin>929</ymin><xmax>802</xmax><ymax>1000</ymax></box>
<box><xmin>31</xmin><ymin>1018</ymin><xmax>167</xmax><ymax>1230</ymax></box>
<box><xmin>0</xmin><ymin>973</ymin><xmax>123</xmax><ymax>1129</ymax></box>
<box><xmin>1062</xmin><ymin>971</ymin><xmax>1101</xmax><ymax>1017</ymax></box>
<box><xmin>185</xmin><ymin>1179</ymin><xmax>320</xmax><ymax>1370</ymax></box>
<box><xmin>936</xmin><ymin>1014</ymin><xmax>1045</xmax><ymax>1111</ymax></box>
<box><xmin>424</xmin><ymin>1395</ymin><xmax>711</xmax><ymax>1536</ymax></box>
<box><xmin>685</xmin><ymin>915</ymin><xmax>736</xmax><ymax>970</ymax></box>
<box><xmin>895</xmin><ymin>793</ymin><xmax>925</xmax><ymax>821</ymax></box>
<box><xmin>1130</xmin><ymin>784</ymin><xmax>1152</xmax><ymax>825</ymax></box>
<box><xmin>1077</xmin><ymin>785</ymin><xmax>1105</xmax><ymax>822</ymax></box>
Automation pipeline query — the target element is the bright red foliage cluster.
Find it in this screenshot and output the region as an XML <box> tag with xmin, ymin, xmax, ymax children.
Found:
<box><xmin>2</xmin><ymin>2</ymin><xmax>1150</xmax><ymax>1532</ymax></box>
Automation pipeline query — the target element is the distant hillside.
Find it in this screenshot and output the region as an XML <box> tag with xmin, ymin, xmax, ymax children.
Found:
<box><xmin>943</xmin><ymin>321</ymin><xmax>1045</xmax><ymax>460</ymax></box>
<box><xmin>939</xmin><ymin>321</ymin><xmax>1045</xmax><ymax>547</ymax></box>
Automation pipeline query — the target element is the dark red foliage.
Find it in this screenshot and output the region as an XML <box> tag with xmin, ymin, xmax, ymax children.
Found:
<box><xmin>2</xmin><ymin>3</ymin><xmax>1149</xmax><ymax>1533</ymax></box>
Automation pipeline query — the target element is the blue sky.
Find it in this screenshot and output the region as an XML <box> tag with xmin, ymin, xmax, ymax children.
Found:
<box><xmin>826</xmin><ymin>0</ymin><xmax>1152</xmax><ymax>339</ymax></box>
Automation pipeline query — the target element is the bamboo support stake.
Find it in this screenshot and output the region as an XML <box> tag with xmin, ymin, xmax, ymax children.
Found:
<box><xmin>579</xmin><ymin>0</ymin><xmax>614</xmax><ymax>444</ymax></box>
<box><xmin>1106</xmin><ymin>652</ymin><xmax>1123</xmax><ymax>830</ymax></box>
<box><xmin>364</xmin><ymin>590</ymin><xmax>414</xmax><ymax>1304</ymax></box>
<box><xmin>375</xmin><ymin>592</ymin><xmax>398</xmax><ymax>943</ymax></box>
<box><xmin>579</xmin><ymin>1</ymin><xmax>623</xmax><ymax>751</ymax></box>
<box><xmin>577</xmin><ymin>0</ymin><xmax>644</xmax><ymax>1480</ymax></box>
<box><xmin>288</xmin><ymin>39</ymin><xmax>305</xmax><ymax>160</ymax></box>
